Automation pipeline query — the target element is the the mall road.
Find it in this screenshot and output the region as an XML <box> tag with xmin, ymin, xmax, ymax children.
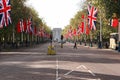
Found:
<box><xmin>0</xmin><ymin>42</ymin><xmax>120</xmax><ymax>80</ymax></box>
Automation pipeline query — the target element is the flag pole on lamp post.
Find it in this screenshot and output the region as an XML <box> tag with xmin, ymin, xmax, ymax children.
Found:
<box><xmin>97</xmin><ymin>0</ymin><xmax>102</xmax><ymax>49</ymax></box>
<box><xmin>98</xmin><ymin>9</ymin><xmax>102</xmax><ymax>48</ymax></box>
<box><xmin>84</xmin><ymin>15</ymin><xmax>87</xmax><ymax>46</ymax></box>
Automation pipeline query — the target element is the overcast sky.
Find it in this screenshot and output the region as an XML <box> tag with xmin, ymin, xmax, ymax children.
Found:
<box><xmin>26</xmin><ymin>0</ymin><xmax>85</xmax><ymax>29</ymax></box>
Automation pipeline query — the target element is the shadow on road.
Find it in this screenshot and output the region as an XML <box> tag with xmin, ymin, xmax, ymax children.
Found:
<box><xmin>0</xmin><ymin>63</ymin><xmax>120</xmax><ymax>80</ymax></box>
<box><xmin>1</xmin><ymin>53</ymin><xmax>120</xmax><ymax>64</ymax></box>
<box><xmin>0</xmin><ymin>43</ymin><xmax>120</xmax><ymax>80</ymax></box>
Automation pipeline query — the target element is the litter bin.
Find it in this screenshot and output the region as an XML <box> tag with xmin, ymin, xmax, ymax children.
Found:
<box><xmin>47</xmin><ymin>45</ymin><xmax>56</xmax><ymax>55</ymax></box>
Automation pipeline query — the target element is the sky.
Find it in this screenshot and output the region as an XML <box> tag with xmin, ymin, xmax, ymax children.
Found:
<box><xmin>26</xmin><ymin>0</ymin><xmax>85</xmax><ymax>29</ymax></box>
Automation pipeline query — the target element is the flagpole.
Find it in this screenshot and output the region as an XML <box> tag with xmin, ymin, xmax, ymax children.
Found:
<box><xmin>84</xmin><ymin>15</ymin><xmax>87</xmax><ymax>46</ymax></box>
<box><xmin>98</xmin><ymin>10</ymin><xmax>102</xmax><ymax>48</ymax></box>
<box><xmin>118</xmin><ymin>20</ymin><xmax>120</xmax><ymax>52</ymax></box>
<box><xmin>90</xmin><ymin>31</ymin><xmax>93</xmax><ymax>47</ymax></box>
<box><xmin>21</xmin><ymin>32</ymin><xmax>24</xmax><ymax>46</ymax></box>
<box><xmin>12</xmin><ymin>26</ymin><xmax>15</xmax><ymax>48</ymax></box>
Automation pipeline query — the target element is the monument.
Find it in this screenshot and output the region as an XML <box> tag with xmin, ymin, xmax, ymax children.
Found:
<box><xmin>52</xmin><ymin>28</ymin><xmax>62</xmax><ymax>42</ymax></box>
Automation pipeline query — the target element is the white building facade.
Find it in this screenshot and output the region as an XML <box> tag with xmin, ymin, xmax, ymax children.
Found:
<box><xmin>52</xmin><ymin>28</ymin><xmax>62</xmax><ymax>42</ymax></box>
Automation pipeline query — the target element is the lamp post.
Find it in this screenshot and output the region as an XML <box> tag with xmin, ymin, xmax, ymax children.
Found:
<box><xmin>12</xmin><ymin>26</ymin><xmax>15</xmax><ymax>48</ymax></box>
<box><xmin>115</xmin><ymin>1</ymin><xmax>120</xmax><ymax>52</ymax></box>
<box><xmin>98</xmin><ymin>9</ymin><xmax>102</xmax><ymax>48</ymax></box>
<box><xmin>118</xmin><ymin>20</ymin><xmax>120</xmax><ymax>52</ymax></box>
<box><xmin>97</xmin><ymin>0</ymin><xmax>102</xmax><ymax>49</ymax></box>
<box><xmin>84</xmin><ymin>15</ymin><xmax>87</xmax><ymax>46</ymax></box>
<box><xmin>114</xmin><ymin>0</ymin><xmax>120</xmax><ymax>52</ymax></box>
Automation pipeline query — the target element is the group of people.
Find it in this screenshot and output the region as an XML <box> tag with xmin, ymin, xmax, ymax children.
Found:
<box><xmin>60</xmin><ymin>40</ymin><xmax>78</xmax><ymax>49</ymax></box>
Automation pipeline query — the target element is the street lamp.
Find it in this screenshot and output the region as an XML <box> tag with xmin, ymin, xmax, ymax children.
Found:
<box><xmin>97</xmin><ymin>2</ymin><xmax>102</xmax><ymax>49</ymax></box>
<box><xmin>112</xmin><ymin>0</ymin><xmax>120</xmax><ymax>52</ymax></box>
<box><xmin>118</xmin><ymin>19</ymin><xmax>120</xmax><ymax>52</ymax></box>
<box><xmin>99</xmin><ymin>10</ymin><xmax>102</xmax><ymax>48</ymax></box>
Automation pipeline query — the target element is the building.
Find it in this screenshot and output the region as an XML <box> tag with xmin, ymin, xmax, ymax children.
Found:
<box><xmin>52</xmin><ymin>28</ymin><xmax>62</xmax><ymax>42</ymax></box>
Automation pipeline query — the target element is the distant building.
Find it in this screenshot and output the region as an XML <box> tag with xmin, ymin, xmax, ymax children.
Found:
<box><xmin>52</xmin><ymin>28</ymin><xmax>62</xmax><ymax>42</ymax></box>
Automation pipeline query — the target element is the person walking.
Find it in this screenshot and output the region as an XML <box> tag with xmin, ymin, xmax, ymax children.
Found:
<box><xmin>73</xmin><ymin>40</ymin><xmax>77</xmax><ymax>49</ymax></box>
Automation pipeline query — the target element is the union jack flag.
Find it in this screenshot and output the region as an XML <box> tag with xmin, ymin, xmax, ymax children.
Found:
<box><xmin>0</xmin><ymin>0</ymin><xmax>11</xmax><ymax>28</ymax></box>
<box><xmin>88</xmin><ymin>5</ymin><xmax>97</xmax><ymax>30</ymax></box>
<box><xmin>26</xmin><ymin>18</ymin><xmax>32</xmax><ymax>33</ymax></box>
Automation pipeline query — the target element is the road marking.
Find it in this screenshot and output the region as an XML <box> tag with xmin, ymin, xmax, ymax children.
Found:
<box><xmin>76</xmin><ymin>65</ymin><xmax>82</xmax><ymax>69</ymax></box>
<box><xmin>56</xmin><ymin>58</ymin><xmax>59</xmax><ymax>80</ymax></box>
<box><xmin>56</xmin><ymin>64</ymin><xmax>99</xmax><ymax>80</ymax></box>
<box><xmin>64</xmin><ymin>65</ymin><xmax>82</xmax><ymax>76</ymax></box>
<box><xmin>57</xmin><ymin>77</ymin><xmax>61</xmax><ymax>80</ymax></box>
<box><xmin>64</xmin><ymin>70</ymin><xmax>74</xmax><ymax>75</ymax></box>
<box><xmin>56</xmin><ymin>65</ymin><xmax>82</xmax><ymax>80</ymax></box>
<box><xmin>81</xmin><ymin>65</ymin><xmax>88</xmax><ymax>69</ymax></box>
<box><xmin>89</xmin><ymin>78</ymin><xmax>101</xmax><ymax>80</ymax></box>
<box><xmin>88</xmin><ymin>70</ymin><xmax>96</xmax><ymax>76</ymax></box>
<box><xmin>81</xmin><ymin>65</ymin><xmax>96</xmax><ymax>76</ymax></box>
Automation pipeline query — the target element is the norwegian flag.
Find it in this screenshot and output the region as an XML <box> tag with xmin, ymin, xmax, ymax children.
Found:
<box><xmin>0</xmin><ymin>0</ymin><xmax>11</xmax><ymax>28</ymax></box>
<box><xmin>88</xmin><ymin>5</ymin><xmax>97</xmax><ymax>30</ymax></box>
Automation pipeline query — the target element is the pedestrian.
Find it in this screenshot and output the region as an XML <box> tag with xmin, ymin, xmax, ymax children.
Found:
<box><xmin>105</xmin><ymin>42</ymin><xmax>109</xmax><ymax>48</ymax></box>
<box><xmin>73</xmin><ymin>40</ymin><xmax>77</xmax><ymax>49</ymax></box>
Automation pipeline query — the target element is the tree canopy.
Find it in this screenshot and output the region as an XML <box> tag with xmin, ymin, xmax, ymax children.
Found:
<box><xmin>63</xmin><ymin>0</ymin><xmax>119</xmax><ymax>42</ymax></box>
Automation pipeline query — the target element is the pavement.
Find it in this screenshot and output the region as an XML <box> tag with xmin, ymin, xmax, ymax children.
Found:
<box><xmin>0</xmin><ymin>42</ymin><xmax>120</xmax><ymax>80</ymax></box>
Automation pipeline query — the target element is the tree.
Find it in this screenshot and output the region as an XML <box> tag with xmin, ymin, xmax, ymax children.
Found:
<box><xmin>0</xmin><ymin>0</ymin><xmax>51</xmax><ymax>48</ymax></box>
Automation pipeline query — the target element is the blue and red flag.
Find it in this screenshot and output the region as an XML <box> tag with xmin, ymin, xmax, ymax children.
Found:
<box><xmin>26</xmin><ymin>18</ymin><xmax>33</xmax><ymax>34</ymax></box>
<box><xmin>88</xmin><ymin>5</ymin><xmax>97</xmax><ymax>30</ymax></box>
<box><xmin>0</xmin><ymin>0</ymin><xmax>11</xmax><ymax>28</ymax></box>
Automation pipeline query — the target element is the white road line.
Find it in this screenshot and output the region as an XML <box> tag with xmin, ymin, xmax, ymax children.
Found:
<box><xmin>64</xmin><ymin>70</ymin><xmax>74</xmax><ymax>76</ymax></box>
<box><xmin>88</xmin><ymin>70</ymin><xmax>96</xmax><ymax>76</ymax></box>
<box><xmin>76</xmin><ymin>65</ymin><xmax>82</xmax><ymax>69</ymax></box>
<box><xmin>64</xmin><ymin>65</ymin><xmax>82</xmax><ymax>76</ymax></box>
<box><xmin>89</xmin><ymin>79</ymin><xmax>101</xmax><ymax>80</ymax></box>
<box><xmin>81</xmin><ymin>65</ymin><xmax>87</xmax><ymax>70</ymax></box>
<box><xmin>56</xmin><ymin>58</ymin><xmax>59</xmax><ymax>80</ymax></box>
<box><xmin>57</xmin><ymin>64</ymin><xmax>98</xmax><ymax>80</ymax></box>
<box><xmin>81</xmin><ymin>65</ymin><xmax>96</xmax><ymax>76</ymax></box>
<box><xmin>57</xmin><ymin>77</ymin><xmax>61</xmax><ymax>80</ymax></box>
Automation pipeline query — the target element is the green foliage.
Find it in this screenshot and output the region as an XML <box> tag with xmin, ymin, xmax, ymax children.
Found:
<box><xmin>101</xmin><ymin>0</ymin><xmax>120</xmax><ymax>18</ymax></box>
<box><xmin>85</xmin><ymin>0</ymin><xmax>119</xmax><ymax>41</ymax></box>
<box><xmin>0</xmin><ymin>0</ymin><xmax>51</xmax><ymax>43</ymax></box>
<box><xmin>63</xmin><ymin>0</ymin><xmax>119</xmax><ymax>43</ymax></box>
